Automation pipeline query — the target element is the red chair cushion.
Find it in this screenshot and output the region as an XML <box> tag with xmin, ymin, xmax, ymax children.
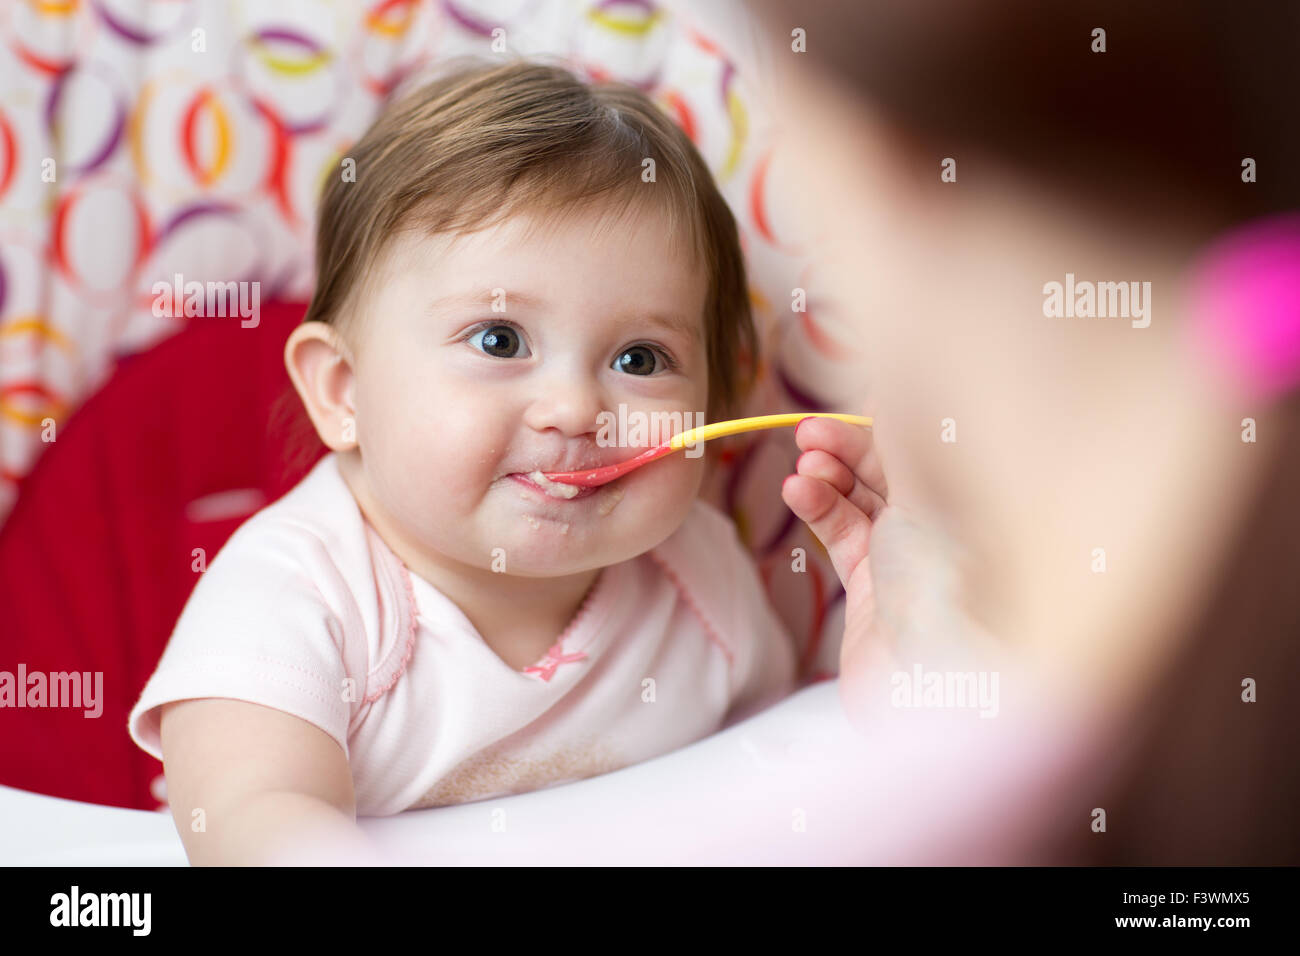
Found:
<box><xmin>0</xmin><ymin>301</ymin><xmax>326</xmax><ymax>810</ymax></box>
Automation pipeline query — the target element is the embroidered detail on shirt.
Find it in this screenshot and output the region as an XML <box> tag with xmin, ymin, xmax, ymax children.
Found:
<box><xmin>522</xmin><ymin>641</ymin><xmax>589</xmax><ymax>682</ymax></box>
<box><xmin>408</xmin><ymin>735</ymin><xmax>625</xmax><ymax>809</ymax></box>
<box><xmin>360</xmin><ymin>523</ymin><xmax>418</xmax><ymax>705</ymax></box>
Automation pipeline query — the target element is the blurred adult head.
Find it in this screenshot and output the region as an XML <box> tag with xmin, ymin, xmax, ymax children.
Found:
<box><xmin>754</xmin><ymin>0</ymin><xmax>1300</xmax><ymax>863</ymax></box>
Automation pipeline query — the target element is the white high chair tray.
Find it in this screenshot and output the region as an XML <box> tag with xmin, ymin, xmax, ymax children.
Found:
<box><xmin>2</xmin><ymin>680</ymin><xmax>851</xmax><ymax>866</ymax></box>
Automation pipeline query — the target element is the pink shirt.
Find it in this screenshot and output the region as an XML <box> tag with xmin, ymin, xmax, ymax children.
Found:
<box><xmin>128</xmin><ymin>453</ymin><xmax>798</xmax><ymax>816</ymax></box>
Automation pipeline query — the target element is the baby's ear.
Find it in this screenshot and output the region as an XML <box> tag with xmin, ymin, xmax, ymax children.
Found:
<box><xmin>284</xmin><ymin>322</ymin><xmax>358</xmax><ymax>452</ymax></box>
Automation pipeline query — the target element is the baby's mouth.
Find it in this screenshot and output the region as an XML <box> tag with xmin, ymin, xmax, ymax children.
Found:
<box><xmin>505</xmin><ymin>471</ymin><xmax>628</xmax><ymax>518</ymax></box>
<box><xmin>508</xmin><ymin>471</ymin><xmax>599</xmax><ymax>500</ymax></box>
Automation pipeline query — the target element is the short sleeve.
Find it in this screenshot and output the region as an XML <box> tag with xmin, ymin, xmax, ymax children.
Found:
<box><xmin>127</xmin><ymin>515</ymin><xmax>364</xmax><ymax>763</ymax></box>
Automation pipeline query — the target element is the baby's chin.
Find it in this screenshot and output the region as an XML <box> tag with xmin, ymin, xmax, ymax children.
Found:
<box><xmin>483</xmin><ymin>535</ymin><xmax>620</xmax><ymax>578</ymax></box>
<box><xmin>469</xmin><ymin>473</ymin><xmax>694</xmax><ymax>573</ymax></box>
<box><xmin>479</xmin><ymin>512</ymin><xmax>663</xmax><ymax>576</ymax></box>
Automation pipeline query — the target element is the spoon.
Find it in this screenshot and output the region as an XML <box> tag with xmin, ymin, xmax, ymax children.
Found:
<box><xmin>540</xmin><ymin>413</ymin><xmax>873</xmax><ymax>488</ymax></box>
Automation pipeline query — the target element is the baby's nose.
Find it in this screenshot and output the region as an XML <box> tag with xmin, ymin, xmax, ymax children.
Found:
<box><xmin>521</xmin><ymin>373</ymin><xmax>606</xmax><ymax>438</ymax></box>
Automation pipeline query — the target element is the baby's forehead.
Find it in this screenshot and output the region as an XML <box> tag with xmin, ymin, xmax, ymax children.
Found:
<box><xmin>379</xmin><ymin>206</ymin><xmax>707</xmax><ymax>302</ymax></box>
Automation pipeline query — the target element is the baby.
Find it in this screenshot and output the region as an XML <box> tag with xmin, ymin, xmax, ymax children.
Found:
<box><xmin>127</xmin><ymin>59</ymin><xmax>798</xmax><ymax>865</ymax></box>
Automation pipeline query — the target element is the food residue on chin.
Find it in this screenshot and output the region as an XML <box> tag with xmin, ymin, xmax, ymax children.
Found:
<box><xmin>524</xmin><ymin>515</ymin><xmax>540</xmax><ymax>531</ymax></box>
<box><xmin>597</xmin><ymin>485</ymin><xmax>625</xmax><ymax>516</ymax></box>
<box><xmin>560</xmin><ymin>522</ymin><xmax>570</xmax><ymax>535</ymax></box>
<box><xmin>527</xmin><ymin>470</ymin><xmax>581</xmax><ymax>499</ymax></box>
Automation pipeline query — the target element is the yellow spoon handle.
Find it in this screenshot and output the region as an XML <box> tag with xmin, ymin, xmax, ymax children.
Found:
<box><xmin>668</xmin><ymin>413</ymin><xmax>873</xmax><ymax>450</ymax></box>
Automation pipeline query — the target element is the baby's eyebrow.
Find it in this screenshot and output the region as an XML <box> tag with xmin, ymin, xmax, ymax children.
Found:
<box><xmin>425</xmin><ymin>290</ymin><xmax>521</xmax><ymax>312</ymax></box>
<box><xmin>635</xmin><ymin>310</ymin><xmax>701</xmax><ymax>342</ymax></box>
<box><xmin>423</xmin><ymin>289</ymin><xmax>551</xmax><ymax>314</ymax></box>
<box><xmin>427</xmin><ymin>289</ymin><xmax>700</xmax><ymax>340</ymax></box>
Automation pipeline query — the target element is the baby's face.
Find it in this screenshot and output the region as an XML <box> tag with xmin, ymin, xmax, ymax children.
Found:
<box><xmin>344</xmin><ymin>202</ymin><xmax>711</xmax><ymax>577</ymax></box>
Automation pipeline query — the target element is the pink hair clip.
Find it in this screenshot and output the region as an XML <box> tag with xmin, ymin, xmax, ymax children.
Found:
<box><xmin>1187</xmin><ymin>212</ymin><xmax>1300</xmax><ymax>402</ymax></box>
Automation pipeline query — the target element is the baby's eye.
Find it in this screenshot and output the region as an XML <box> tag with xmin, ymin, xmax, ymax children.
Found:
<box><xmin>469</xmin><ymin>324</ymin><xmax>529</xmax><ymax>359</ymax></box>
<box><xmin>614</xmin><ymin>345</ymin><xmax>670</xmax><ymax>376</ymax></box>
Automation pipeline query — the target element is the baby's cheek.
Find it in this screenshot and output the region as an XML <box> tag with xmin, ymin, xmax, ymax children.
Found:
<box><xmin>397</xmin><ymin>451</ymin><xmax>481</xmax><ymax>511</ymax></box>
<box><xmin>623</xmin><ymin>454</ymin><xmax>703</xmax><ymax>533</ymax></box>
<box><xmin>363</xmin><ymin>427</ymin><xmax>471</xmax><ymax>524</ymax></box>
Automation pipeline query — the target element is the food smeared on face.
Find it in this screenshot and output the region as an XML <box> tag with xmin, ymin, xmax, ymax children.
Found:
<box><xmin>527</xmin><ymin>470</ymin><xmax>582</xmax><ymax>499</ymax></box>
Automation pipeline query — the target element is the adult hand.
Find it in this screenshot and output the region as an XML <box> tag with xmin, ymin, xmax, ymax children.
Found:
<box><xmin>780</xmin><ymin>416</ymin><xmax>895</xmax><ymax>724</ymax></box>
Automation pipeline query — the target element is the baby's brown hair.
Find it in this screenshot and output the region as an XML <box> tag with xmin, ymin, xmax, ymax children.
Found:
<box><xmin>302</xmin><ymin>56</ymin><xmax>756</xmax><ymax>424</ymax></box>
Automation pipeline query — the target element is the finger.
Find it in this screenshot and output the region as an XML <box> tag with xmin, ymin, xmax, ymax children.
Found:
<box><xmin>781</xmin><ymin>472</ymin><xmax>872</xmax><ymax>590</ymax></box>
<box><xmin>795</xmin><ymin>448</ymin><xmax>887</xmax><ymax>521</ymax></box>
<box><xmin>795</xmin><ymin>416</ymin><xmax>887</xmax><ymax>501</ymax></box>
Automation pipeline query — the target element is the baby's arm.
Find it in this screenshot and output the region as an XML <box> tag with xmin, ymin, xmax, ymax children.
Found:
<box><xmin>159</xmin><ymin>698</ymin><xmax>388</xmax><ymax>866</ymax></box>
